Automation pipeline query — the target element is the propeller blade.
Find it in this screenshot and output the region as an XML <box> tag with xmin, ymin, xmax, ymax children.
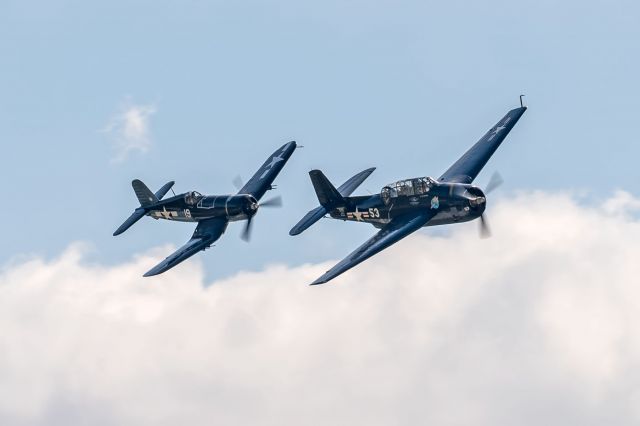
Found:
<box><xmin>484</xmin><ymin>172</ymin><xmax>504</xmax><ymax>195</ymax></box>
<box><xmin>241</xmin><ymin>216</ymin><xmax>254</xmax><ymax>242</ymax></box>
<box><xmin>260</xmin><ymin>196</ymin><xmax>282</xmax><ymax>208</ymax></box>
<box><xmin>479</xmin><ymin>214</ymin><xmax>491</xmax><ymax>239</ymax></box>
<box><xmin>232</xmin><ymin>175</ymin><xmax>244</xmax><ymax>191</ymax></box>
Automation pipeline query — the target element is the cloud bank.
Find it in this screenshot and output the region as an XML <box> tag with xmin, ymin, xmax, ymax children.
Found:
<box><xmin>1</xmin><ymin>191</ymin><xmax>640</xmax><ymax>425</ymax></box>
<box><xmin>103</xmin><ymin>100</ymin><xmax>157</xmax><ymax>162</ymax></box>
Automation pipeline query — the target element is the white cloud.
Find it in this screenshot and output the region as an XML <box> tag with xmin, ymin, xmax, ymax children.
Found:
<box><xmin>103</xmin><ymin>100</ymin><xmax>157</xmax><ymax>162</ymax></box>
<box><xmin>1</xmin><ymin>191</ymin><xmax>640</xmax><ymax>425</ymax></box>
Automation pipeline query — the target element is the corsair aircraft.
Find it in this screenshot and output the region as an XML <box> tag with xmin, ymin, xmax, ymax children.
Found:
<box><xmin>114</xmin><ymin>141</ymin><xmax>298</xmax><ymax>276</ymax></box>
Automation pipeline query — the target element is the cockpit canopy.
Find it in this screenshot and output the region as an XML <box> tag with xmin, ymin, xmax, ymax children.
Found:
<box><xmin>184</xmin><ymin>191</ymin><xmax>203</xmax><ymax>205</ymax></box>
<box><xmin>381</xmin><ymin>177</ymin><xmax>436</xmax><ymax>203</ymax></box>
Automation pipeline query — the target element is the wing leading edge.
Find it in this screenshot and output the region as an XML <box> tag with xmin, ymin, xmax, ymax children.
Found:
<box><xmin>310</xmin><ymin>211</ymin><xmax>437</xmax><ymax>285</ymax></box>
<box><xmin>238</xmin><ymin>141</ymin><xmax>297</xmax><ymax>201</ymax></box>
<box><xmin>439</xmin><ymin>106</ymin><xmax>527</xmax><ymax>184</ymax></box>
<box><xmin>143</xmin><ymin>217</ymin><xmax>228</xmax><ymax>277</ymax></box>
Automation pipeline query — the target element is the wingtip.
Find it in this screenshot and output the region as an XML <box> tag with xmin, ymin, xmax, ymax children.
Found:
<box><xmin>310</xmin><ymin>274</ymin><xmax>330</xmax><ymax>285</ymax></box>
<box><xmin>143</xmin><ymin>264</ymin><xmax>166</xmax><ymax>277</ymax></box>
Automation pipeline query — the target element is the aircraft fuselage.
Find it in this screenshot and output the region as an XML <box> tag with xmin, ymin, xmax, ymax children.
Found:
<box><xmin>327</xmin><ymin>180</ymin><xmax>487</xmax><ymax>228</ymax></box>
<box><xmin>145</xmin><ymin>193</ymin><xmax>258</xmax><ymax>223</ymax></box>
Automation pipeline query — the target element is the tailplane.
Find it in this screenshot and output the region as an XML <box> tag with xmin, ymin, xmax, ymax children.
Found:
<box><xmin>113</xmin><ymin>180</ymin><xmax>175</xmax><ymax>236</ymax></box>
<box><xmin>290</xmin><ymin>167</ymin><xmax>375</xmax><ymax>236</ymax></box>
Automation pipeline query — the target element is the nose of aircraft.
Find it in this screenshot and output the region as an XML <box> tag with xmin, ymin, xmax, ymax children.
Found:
<box><xmin>469</xmin><ymin>195</ymin><xmax>486</xmax><ymax>207</ymax></box>
<box><xmin>244</xmin><ymin>196</ymin><xmax>259</xmax><ymax>215</ymax></box>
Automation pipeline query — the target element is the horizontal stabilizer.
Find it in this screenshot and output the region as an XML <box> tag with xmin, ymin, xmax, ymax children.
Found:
<box><xmin>290</xmin><ymin>168</ymin><xmax>375</xmax><ymax>236</ymax></box>
<box><xmin>132</xmin><ymin>179</ymin><xmax>159</xmax><ymax>206</ymax></box>
<box><xmin>336</xmin><ymin>167</ymin><xmax>376</xmax><ymax>197</ymax></box>
<box><xmin>113</xmin><ymin>208</ymin><xmax>146</xmax><ymax>236</ymax></box>
<box><xmin>289</xmin><ymin>206</ymin><xmax>327</xmax><ymax>236</ymax></box>
<box><xmin>155</xmin><ymin>181</ymin><xmax>175</xmax><ymax>200</ymax></box>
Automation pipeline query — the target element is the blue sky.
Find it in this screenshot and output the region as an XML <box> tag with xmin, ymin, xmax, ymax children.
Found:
<box><xmin>1</xmin><ymin>0</ymin><xmax>639</xmax><ymax>279</ymax></box>
<box><xmin>3</xmin><ymin>2</ymin><xmax>640</xmax><ymax>425</ymax></box>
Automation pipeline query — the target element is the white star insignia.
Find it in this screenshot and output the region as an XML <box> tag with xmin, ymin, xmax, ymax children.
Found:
<box><xmin>260</xmin><ymin>155</ymin><xmax>285</xmax><ymax>179</ymax></box>
<box><xmin>488</xmin><ymin>124</ymin><xmax>506</xmax><ymax>140</ymax></box>
<box><xmin>161</xmin><ymin>207</ymin><xmax>172</xmax><ymax>219</ymax></box>
<box><xmin>351</xmin><ymin>208</ymin><xmax>364</xmax><ymax>221</ymax></box>
<box><xmin>266</xmin><ymin>155</ymin><xmax>284</xmax><ymax>168</ymax></box>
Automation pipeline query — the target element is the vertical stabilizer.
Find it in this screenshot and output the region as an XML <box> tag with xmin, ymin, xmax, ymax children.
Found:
<box><xmin>132</xmin><ymin>179</ymin><xmax>159</xmax><ymax>206</ymax></box>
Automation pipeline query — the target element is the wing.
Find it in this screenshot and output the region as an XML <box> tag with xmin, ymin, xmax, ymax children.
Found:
<box><xmin>438</xmin><ymin>106</ymin><xmax>527</xmax><ymax>184</ymax></box>
<box><xmin>143</xmin><ymin>217</ymin><xmax>228</xmax><ymax>277</ymax></box>
<box><xmin>310</xmin><ymin>211</ymin><xmax>436</xmax><ymax>285</ymax></box>
<box><xmin>238</xmin><ymin>141</ymin><xmax>297</xmax><ymax>201</ymax></box>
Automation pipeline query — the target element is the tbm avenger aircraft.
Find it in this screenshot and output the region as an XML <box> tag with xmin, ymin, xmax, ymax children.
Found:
<box><xmin>291</xmin><ymin>102</ymin><xmax>527</xmax><ymax>285</ymax></box>
<box><xmin>114</xmin><ymin>141</ymin><xmax>297</xmax><ymax>277</ymax></box>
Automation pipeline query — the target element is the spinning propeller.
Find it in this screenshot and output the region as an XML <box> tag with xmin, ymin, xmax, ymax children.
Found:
<box><xmin>241</xmin><ymin>195</ymin><xmax>283</xmax><ymax>242</ymax></box>
<box><xmin>232</xmin><ymin>176</ymin><xmax>284</xmax><ymax>241</ymax></box>
<box><xmin>478</xmin><ymin>171</ymin><xmax>503</xmax><ymax>239</ymax></box>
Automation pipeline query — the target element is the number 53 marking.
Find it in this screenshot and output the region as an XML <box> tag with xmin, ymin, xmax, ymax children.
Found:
<box><xmin>368</xmin><ymin>208</ymin><xmax>380</xmax><ymax>218</ymax></box>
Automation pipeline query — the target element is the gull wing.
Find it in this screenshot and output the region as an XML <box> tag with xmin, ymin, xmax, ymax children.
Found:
<box><xmin>439</xmin><ymin>106</ymin><xmax>527</xmax><ymax>184</ymax></box>
<box><xmin>310</xmin><ymin>211</ymin><xmax>436</xmax><ymax>285</ymax></box>
<box><xmin>143</xmin><ymin>217</ymin><xmax>228</xmax><ymax>277</ymax></box>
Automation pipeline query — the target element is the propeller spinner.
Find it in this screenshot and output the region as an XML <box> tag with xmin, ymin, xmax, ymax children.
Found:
<box><xmin>241</xmin><ymin>196</ymin><xmax>283</xmax><ymax>242</ymax></box>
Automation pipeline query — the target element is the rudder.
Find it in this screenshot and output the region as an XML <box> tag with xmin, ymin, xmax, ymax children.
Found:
<box><xmin>132</xmin><ymin>179</ymin><xmax>159</xmax><ymax>206</ymax></box>
<box><xmin>309</xmin><ymin>170</ymin><xmax>344</xmax><ymax>208</ymax></box>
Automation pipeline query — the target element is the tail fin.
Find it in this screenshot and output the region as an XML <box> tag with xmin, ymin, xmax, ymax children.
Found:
<box><xmin>309</xmin><ymin>170</ymin><xmax>344</xmax><ymax>208</ymax></box>
<box><xmin>114</xmin><ymin>180</ymin><xmax>173</xmax><ymax>237</ymax></box>
<box><xmin>290</xmin><ymin>168</ymin><xmax>375</xmax><ymax>236</ymax></box>
<box><xmin>132</xmin><ymin>179</ymin><xmax>158</xmax><ymax>206</ymax></box>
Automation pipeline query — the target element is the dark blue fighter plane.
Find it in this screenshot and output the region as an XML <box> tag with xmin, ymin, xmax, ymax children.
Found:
<box><xmin>291</xmin><ymin>103</ymin><xmax>527</xmax><ymax>285</ymax></box>
<box><xmin>114</xmin><ymin>141</ymin><xmax>297</xmax><ymax>277</ymax></box>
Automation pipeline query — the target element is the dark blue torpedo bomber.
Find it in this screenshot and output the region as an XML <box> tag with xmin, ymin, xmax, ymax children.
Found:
<box><xmin>115</xmin><ymin>141</ymin><xmax>298</xmax><ymax>277</ymax></box>
<box><xmin>291</xmin><ymin>102</ymin><xmax>527</xmax><ymax>285</ymax></box>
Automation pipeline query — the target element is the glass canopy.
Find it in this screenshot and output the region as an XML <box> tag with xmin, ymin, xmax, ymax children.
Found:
<box><xmin>381</xmin><ymin>177</ymin><xmax>436</xmax><ymax>203</ymax></box>
<box><xmin>184</xmin><ymin>191</ymin><xmax>203</xmax><ymax>205</ymax></box>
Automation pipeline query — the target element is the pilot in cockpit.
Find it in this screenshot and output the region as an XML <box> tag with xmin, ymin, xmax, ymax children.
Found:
<box><xmin>185</xmin><ymin>191</ymin><xmax>202</xmax><ymax>205</ymax></box>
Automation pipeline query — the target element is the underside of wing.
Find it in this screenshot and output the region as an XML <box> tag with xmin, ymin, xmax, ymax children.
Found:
<box><xmin>439</xmin><ymin>106</ymin><xmax>527</xmax><ymax>184</ymax></box>
<box><xmin>143</xmin><ymin>217</ymin><xmax>228</xmax><ymax>277</ymax></box>
<box><xmin>310</xmin><ymin>211</ymin><xmax>436</xmax><ymax>285</ymax></box>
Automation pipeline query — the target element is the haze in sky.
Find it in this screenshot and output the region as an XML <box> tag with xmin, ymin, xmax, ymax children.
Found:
<box><xmin>1</xmin><ymin>0</ymin><xmax>639</xmax><ymax>424</ymax></box>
